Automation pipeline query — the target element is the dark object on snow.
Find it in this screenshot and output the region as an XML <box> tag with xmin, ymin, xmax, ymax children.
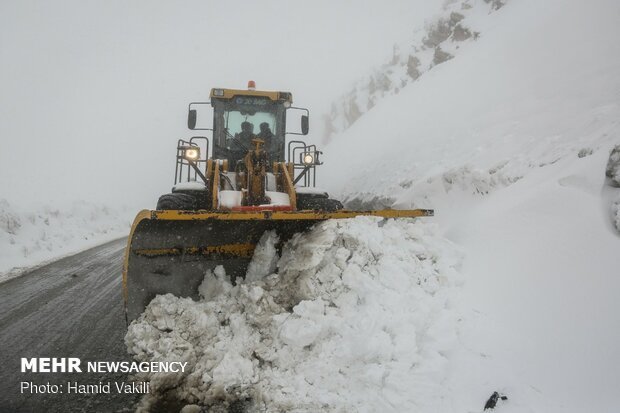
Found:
<box><xmin>484</xmin><ymin>391</ymin><xmax>508</xmax><ymax>410</ymax></box>
<box><xmin>578</xmin><ymin>147</ymin><xmax>593</xmax><ymax>158</ymax></box>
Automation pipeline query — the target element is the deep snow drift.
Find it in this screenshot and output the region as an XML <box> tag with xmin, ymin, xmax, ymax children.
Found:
<box><xmin>126</xmin><ymin>218</ymin><xmax>463</xmax><ymax>412</ymax></box>
<box><xmin>0</xmin><ymin>199</ymin><xmax>131</xmax><ymax>282</ymax></box>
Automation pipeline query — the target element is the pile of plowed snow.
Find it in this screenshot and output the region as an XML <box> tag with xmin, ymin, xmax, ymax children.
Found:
<box><xmin>126</xmin><ymin>217</ymin><xmax>462</xmax><ymax>412</ymax></box>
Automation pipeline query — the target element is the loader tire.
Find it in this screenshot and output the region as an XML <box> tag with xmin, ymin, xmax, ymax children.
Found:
<box><xmin>172</xmin><ymin>189</ymin><xmax>211</xmax><ymax>209</ymax></box>
<box><xmin>156</xmin><ymin>193</ymin><xmax>198</xmax><ymax>210</ymax></box>
<box><xmin>322</xmin><ymin>198</ymin><xmax>344</xmax><ymax>212</ymax></box>
<box><xmin>297</xmin><ymin>193</ymin><xmax>343</xmax><ymax>212</ymax></box>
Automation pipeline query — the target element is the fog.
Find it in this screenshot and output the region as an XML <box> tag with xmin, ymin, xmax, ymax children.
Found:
<box><xmin>0</xmin><ymin>0</ymin><xmax>441</xmax><ymax>208</ymax></box>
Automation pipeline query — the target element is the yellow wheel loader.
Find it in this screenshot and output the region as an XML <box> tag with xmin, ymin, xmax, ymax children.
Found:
<box><xmin>122</xmin><ymin>82</ymin><xmax>433</xmax><ymax>323</ymax></box>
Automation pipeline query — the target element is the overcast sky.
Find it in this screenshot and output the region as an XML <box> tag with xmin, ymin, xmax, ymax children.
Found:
<box><xmin>0</xmin><ymin>0</ymin><xmax>442</xmax><ymax>208</ymax></box>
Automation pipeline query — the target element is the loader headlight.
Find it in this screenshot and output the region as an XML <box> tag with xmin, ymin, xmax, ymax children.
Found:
<box><xmin>303</xmin><ymin>153</ymin><xmax>314</xmax><ymax>165</ymax></box>
<box><xmin>184</xmin><ymin>147</ymin><xmax>200</xmax><ymax>161</ymax></box>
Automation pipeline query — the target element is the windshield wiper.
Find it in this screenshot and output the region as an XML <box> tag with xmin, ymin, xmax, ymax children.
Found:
<box><xmin>224</xmin><ymin>128</ymin><xmax>248</xmax><ymax>152</ymax></box>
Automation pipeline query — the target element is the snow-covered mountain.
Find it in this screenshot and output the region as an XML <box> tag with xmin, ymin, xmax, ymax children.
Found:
<box><xmin>323</xmin><ymin>0</ymin><xmax>507</xmax><ymax>143</ymax></box>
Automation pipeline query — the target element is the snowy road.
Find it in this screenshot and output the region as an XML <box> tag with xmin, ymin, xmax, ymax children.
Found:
<box><xmin>0</xmin><ymin>238</ymin><xmax>140</xmax><ymax>413</ymax></box>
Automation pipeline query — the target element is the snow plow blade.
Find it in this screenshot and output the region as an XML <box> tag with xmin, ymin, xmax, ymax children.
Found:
<box><xmin>122</xmin><ymin>208</ymin><xmax>433</xmax><ymax>323</ymax></box>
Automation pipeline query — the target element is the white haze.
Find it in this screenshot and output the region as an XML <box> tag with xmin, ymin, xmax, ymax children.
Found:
<box><xmin>0</xmin><ymin>0</ymin><xmax>443</xmax><ymax>208</ymax></box>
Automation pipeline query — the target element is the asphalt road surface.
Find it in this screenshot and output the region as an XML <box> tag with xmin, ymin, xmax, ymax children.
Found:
<box><xmin>0</xmin><ymin>238</ymin><xmax>142</xmax><ymax>413</ymax></box>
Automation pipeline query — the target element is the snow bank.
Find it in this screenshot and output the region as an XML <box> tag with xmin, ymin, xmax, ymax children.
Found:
<box><xmin>0</xmin><ymin>199</ymin><xmax>131</xmax><ymax>281</ymax></box>
<box><xmin>126</xmin><ymin>217</ymin><xmax>463</xmax><ymax>412</ymax></box>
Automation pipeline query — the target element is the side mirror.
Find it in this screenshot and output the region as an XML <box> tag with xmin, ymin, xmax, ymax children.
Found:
<box><xmin>301</xmin><ymin>115</ymin><xmax>309</xmax><ymax>135</ymax></box>
<box><xmin>188</xmin><ymin>110</ymin><xmax>197</xmax><ymax>130</ymax></box>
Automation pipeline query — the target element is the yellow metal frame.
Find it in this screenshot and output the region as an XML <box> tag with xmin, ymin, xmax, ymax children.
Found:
<box><xmin>209</xmin><ymin>88</ymin><xmax>291</xmax><ymax>103</ymax></box>
<box><xmin>279</xmin><ymin>163</ymin><xmax>297</xmax><ymax>210</ymax></box>
<box><xmin>212</xmin><ymin>160</ymin><xmax>220</xmax><ymax>209</ymax></box>
<box><xmin>121</xmin><ymin>210</ymin><xmax>152</xmax><ymax>304</ymax></box>
<box><xmin>147</xmin><ymin>208</ymin><xmax>432</xmax><ymax>221</ymax></box>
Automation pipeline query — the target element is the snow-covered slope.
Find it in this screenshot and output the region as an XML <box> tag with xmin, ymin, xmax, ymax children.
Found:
<box><xmin>0</xmin><ymin>200</ymin><xmax>131</xmax><ymax>282</ymax></box>
<box><xmin>443</xmin><ymin>148</ymin><xmax>620</xmax><ymax>412</ymax></box>
<box><xmin>322</xmin><ymin>0</ymin><xmax>620</xmax><ymax>209</ymax></box>
<box><xmin>323</xmin><ymin>0</ymin><xmax>506</xmax><ymax>142</ymax></box>
<box><xmin>320</xmin><ymin>0</ymin><xmax>620</xmax><ymax>411</ymax></box>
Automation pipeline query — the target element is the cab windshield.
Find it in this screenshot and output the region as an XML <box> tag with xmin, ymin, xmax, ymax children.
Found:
<box><xmin>213</xmin><ymin>96</ymin><xmax>286</xmax><ymax>164</ymax></box>
<box><xmin>223</xmin><ymin>97</ymin><xmax>278</xmax><ymax>138</ymax></box>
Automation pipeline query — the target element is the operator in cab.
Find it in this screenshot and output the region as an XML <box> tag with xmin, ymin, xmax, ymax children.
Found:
<box><xmin>257</xmin><ymin>122</ymin><xmax>280</xmax><ymax>161</ymax></box>
<box><xmin>235</xmin><ymin>121</ymin><xmax>256</xmax><ymax>149</ymax></box>
<box><xmin>257</xmin><ymin>122</ymin><xmax>274</xmax><ymax>144</ymax></box>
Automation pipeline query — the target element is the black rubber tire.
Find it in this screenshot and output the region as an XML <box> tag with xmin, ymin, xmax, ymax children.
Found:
<box><xmin>172</xmin><ymin>189</ymin><xmax>212</xmax><ymax>209</ymax></box>
<box><xmin>156</xmin><ymin>193</ymin><xmax>198</xmax><ymax>210</ymax></box>
<box><xmin>321</xmin><ymin>198</ymin><xmax>344</xmax><ymax>212</ymax></box>
<box><xmin>297</xmin><ymin>193</ymin><xmax>343</xmax><ymax>212</ymax></box>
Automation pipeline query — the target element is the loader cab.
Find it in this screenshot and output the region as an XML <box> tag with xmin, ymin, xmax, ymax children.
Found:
<box><xmin>212</xmin><ymin>94</ymin><xmax>287</xmax><ymax>166</ymax></box>
<box><xmin>188</xmin><ymin>84</ymin><xmax>309</xmax><ymax>170</ymax></box>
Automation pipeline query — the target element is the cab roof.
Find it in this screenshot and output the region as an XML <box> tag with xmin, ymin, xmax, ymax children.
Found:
<box><xmin>209</xmin><ymin>88</ymin><xmax>293</xmax><ymax>104</ymax></box>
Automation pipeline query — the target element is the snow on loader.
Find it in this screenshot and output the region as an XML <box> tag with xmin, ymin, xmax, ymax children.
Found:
<box><xmin>122</xmin><ymin>82</ymin><xmax>433</xmax><ymax>323</ymax></box>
